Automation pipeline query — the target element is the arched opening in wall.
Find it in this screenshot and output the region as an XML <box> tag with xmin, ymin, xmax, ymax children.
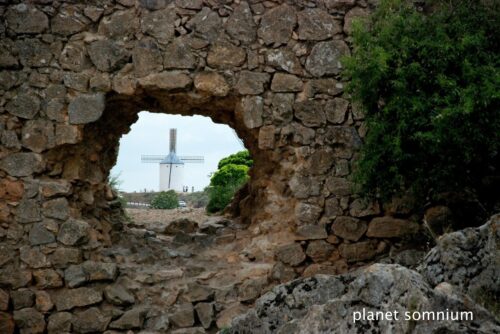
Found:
<box><xmin>45</xmin><ymin>90</ymin><xmax>292</xmax><ymax>244</ymax></box>
<box><xmin>109</xmin><ymin>111</ymin><xmax>247</xmax><ymax>216</ymax></box>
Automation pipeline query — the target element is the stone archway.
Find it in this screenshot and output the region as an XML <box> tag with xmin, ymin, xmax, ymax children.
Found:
<box><xmin>0</xmin><ymin>1</ymin><xmax>424</xmax><ymax>332</ymax></box>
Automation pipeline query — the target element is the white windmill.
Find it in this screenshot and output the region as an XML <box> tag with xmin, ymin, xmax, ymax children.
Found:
<box><xmin>141</xmin><ymin>129</ymin><xmax>204</xmax><ymax>192</ymax></box>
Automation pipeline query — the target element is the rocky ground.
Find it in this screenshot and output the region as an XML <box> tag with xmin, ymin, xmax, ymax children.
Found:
<box><xmin>75</xmin><ymin>209</ymin><xmax>498</xmax><ymax>334</ymax></box>
<box><xmin>89</xmin><ymin>208</ymin><xmax>282</xmax><ymax>333</ymax></box>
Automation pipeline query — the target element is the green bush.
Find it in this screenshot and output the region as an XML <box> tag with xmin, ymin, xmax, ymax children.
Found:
<box><xmin>151</xmin><ymin>190</ymin><xmax>179</xmax><ymax>209</ymax></box>
<box><xmin>344</xmin><ymin>0</ymin><xmax>500</xmax><ymax>203</ymax></box>
<box><xmin>207</xmin><ymin>152</ymin><xmax>251</xmax><ymax>213</ymax></box>
<box><xmin>217</xmin><ymin>150</ymin><xmax>253</xmax><ymax>169</ymax></box>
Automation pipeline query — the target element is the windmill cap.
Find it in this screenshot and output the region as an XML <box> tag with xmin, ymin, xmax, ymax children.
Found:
<box><xmin>160</xmin><ymin>152</ymin><xmax>185</xmax><ymax>164</ymax></box>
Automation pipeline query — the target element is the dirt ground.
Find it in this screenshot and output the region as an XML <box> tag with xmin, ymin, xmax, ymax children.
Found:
<box><xmin>126</xmin><ymin>207</ymin><xmax>210</xmax><ymax>225</ymax></box>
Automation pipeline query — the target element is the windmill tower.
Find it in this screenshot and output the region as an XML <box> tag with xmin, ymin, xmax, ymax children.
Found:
<box><xmin>141</xmin><ymin>129</ymin><xmax>204</xmax><ymax>192</ymax></box>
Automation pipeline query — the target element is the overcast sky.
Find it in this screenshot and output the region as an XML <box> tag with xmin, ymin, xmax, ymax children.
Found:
<box><xmin>111</xmin><ymin>112</ymin><xmax>244</xmax><ymax>192</ymax></box>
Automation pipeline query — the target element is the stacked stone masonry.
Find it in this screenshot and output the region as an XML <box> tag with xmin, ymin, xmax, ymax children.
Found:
<box><xmin>0</xmin><ymin>0</ymin><xmax>426</xmax><ymax>333</ymax></box>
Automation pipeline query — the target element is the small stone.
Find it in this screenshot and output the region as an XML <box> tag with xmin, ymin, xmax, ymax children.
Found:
<box><xmin>68</xmin><ymin>93</ymin><xmax>105</xmax><ymax>125</ymax></box>
<box><xmin>110</xmin><ymin>307</ymin><xmax>148</xmax><ymax>330</ymax></box>
<box><xmin>294</xmin><ymin>100</ymin><xmax>326</xmax><ymax>127</ymax></box>
<box><xmin>60</xmin><ymin>42</ymin><xmax>89</xmax><ymax>72</ymax></box>
<box><xmin>5</xmin><ymin>4</ymin><xmax>48</xmax><ymax>34</ymax></box>
<box><xmin>325</xmin><ymin>177</ymin><xmax>353</xmax><ymax>196</ymax></box>
<box><xmin>238</xmin><ymin>96</ymin><xmax>263</xmax><ymax>129</ymax></box>
<box><xmin>33</xmin><ymin>269</ymin><xmax>63</xmax><ymax>289</ymax></box>
<box><xmin>98</xmin><ymin>9</ymin><xmax>137</xmax><ymax>38</ymax></box>
<box><xmin>325</xmin><ymin>98</ymin><xmax>349</xmax><ymax>124</ymax></box>
<box><xmin>11</xmin><ymin>289</ymin><xmax>35</xmax><ymax>310</ymax></box>
<box><xmin>47</xmin><ymin>312</ymin><xmax>72</xmax><ymax>334</ymax></box>
<box><xmin>276</xmin><ymin>243</ymin><xmax>306</xmax><ymax>266</ymax></box>
<box><xmin>186</xmin><ymin>282</ymin><xmax>214</xmax><ymax>302</ymax></box>
<box><xmin>63</xmin><ymin>265</ymin><xmax>86</xmax><ymax>288</ymax></box>
<box><xmin>235</xmin><ymin>71</ymin><xmax>270</xmax><ymax>95</ymax></box>
<box><xmin>297</xmin><ymin>224</ymin><xmax>328</xmax><ymax>240</ymax></box>
<box><xmin>13</xmin><ymin>308</ymin><xmax>45</xmax><ymax>334</ymax></box>
<box><xmin>216</xmin><ymin>302</ymin><xmax>247</xmax><ymax>329</ymax></box>
<box><xmin>366</xmin><ymin>217</ymin><xmax>420</xmax><ymax>238</ymax></box>
<box><xmin>339</xmin><ymin>240</ymin><xmax>378</xmax><ymax>262</ymax></box>
<box><xmin>225</xmin><ymin>2</ymin><xmax>256</xmax><ymax>43</ymax></box>
<box><xmin>297</xmin><ymin>8</ymin><xmax>341</xmax><ymax>40</ymax></box>
<box><xmin>307</xmin><ymin>147</ymin><xmax>335</xmax><ymax>174</ymax></box>
<box><xmin>35</xmin><ymin>291</ymin><xmax>53</xmax><ymax>313</ymax></box>
<box><xmin>57</xmin><ymin>219</ymin><xmax>90</xmax><ymax>246</ymax></box>
<box><xmin>20</xmin><ymin>246</ymin><xmax>50</xmax><ymax>269</ymax></box>
<box><xmin>29</xmin><ymin>223</ymin><xmax>55</xmax><ymax>245</ymax></box>
<box><xmin>42</xmin><ymin>198</ymin><xmax>69</xmax><ymax>220</ymax></box>
<box><xmin>186</xmin><ymin>7</ymin><xmax>221</xmax><ymax>42</ymax></box>
<box><xmin>40</xmin><ymin>180</ymin><xmax>71</xmax><ymax>198</ymax></box>
<box><xmin>271</xmin><ymin>73</ymin><xmax>303</xmax><ymax>92</ymax></box>
<box><xmin>266</xmin><ymin>49</ymin><xmax>303</xmax><ymax>75</ymax></box>
<box><xmin>0</xmin><ymin>270</ymin><xmax>32</xmax><ymax>289</ymax></box>
<box><xmin>271</xmin><ymin>93</ymin><xmax>294</xmax><ymax>123</ymax></box>
<box><xmin>194</xmin><ymin>302</ymin><xmax>214</xmax><ymax>329</ymax></box>
<box><xmin>238</xmin><ymin>276</ymin><xmax>267</xmax><ymax>302</ymax></box>
<box><xmin>271</xmin><ymin>262</ymin><xmax>297</xmax><ymax>283</ymax></box>
<box><xmin>258</xmin><ymin>125</ymin><xmax>276</xmax><ymax>150</ymax></box>
<box><xmin>53</xmin><ymin>287</ymin><xmax>102</xmax><ymax>311</ymax></box>
<box><xmin>15</xmin><ymin>199</ymin><xmax>42</xmax><ymax>223</ymax></box>
<box><xmin>170</xmin><ymin>303</ymin><xmax>194</xmax><ymax>328</ymax></box>
<box><xmin>138</xmin><ymin>71</ymin><xmax>192</xmax><ymax>91</ymax></box>
<box><xmin>17</xmin><ymin>39</ymin><xmax>52</xmax><ymax>68</ymax></box>
<box><xmin>258</xmin><ymin>4</ymin><xmax>297</xmax><ymax>45</ymax></box>
<box><xmin>104</xmin><ymin>284</ymin><xmax>135</xmax><ymax>306</ymax></box>
<box><xmin>207</xmin><ymin>43</ymin><xmax>246</xmax><ymax>69</ymax></box>
<box><xmin>63</xmin><ymin>72</ymin><xmax>89</xmax><ymax>92</ymax></box>
<box><xmin>194</xmin><ymin>72</ymin><xmax>230</xmax><ymax>97</ymax></box>
<box><xmin>89</xmin><ymin>72</ymin><xmax>111</xmax><ymax>91</ymax></box>
<box><xmin>51</xmin><ymin>7</ymin><xmax>88</xmax><ymax>36</ymax></box>
<box><xmin>164</xmin><ymin>39</ymin><xmax>196</xmax><ymax>69</ymax></box>
<box><xmin>141</xmin><ymin>8</ymin><xmax>176</xmax><ymax>43</ymax></box>
<box><xmin>349</xmin><ymin>198</ymin><xmax>381</xmax><ymax>218</ymax></box>
<box><xmin>331</xmin><ymin>216</ymin><xmax>368</xmax><ymax>241</ymax></box>
<box><xmin>306</xmin><ymin>40</ymin><xmax>350</xmax><ymax>77</ymax></box>
<box><xmin>324</xmin><ymin>126</ymin><xmax>362</xmax><ymax>158</ymax></box>
<box><xmin>50</xmin><ymin>248</ymin><xmax>81</xmax><ymax>268</ymax></box>
<box><xmin>87</xmin><ymin>40</ymin><xmax>129</xmax><ymax>72</ymax></box>
<box><xmin>295</xmin><ymin>202</ymin><xmax>323</xmax><ymax>225</ymax></box>
<box><xmin>21</xmin><ymin>119</ymin><xmax>55</xmax><ymax>153</ymax></box>
<box><xmin>84</xmin><ymin>261</ymin><xmax>118</xmax><ymax>281</ymax></box>
<box><xmin>6</xmin><ymin>93</ymin><xmax>40</xmax><ymax>119</ymax></box>
<box><xmin>306</xmin><ymin>240</ymin><xmax>334</xmax><ymax>262</ymax></box>
<box><xmin>73</xmin><ymin>307</ymin><xmax>111</xmax><ymax>333</ymax></box>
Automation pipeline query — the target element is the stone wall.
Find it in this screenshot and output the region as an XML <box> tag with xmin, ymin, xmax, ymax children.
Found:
<box><xmin>0</xmin><ymin>0</ymin><xmax>426</xmax><ymax>332</ymax></box>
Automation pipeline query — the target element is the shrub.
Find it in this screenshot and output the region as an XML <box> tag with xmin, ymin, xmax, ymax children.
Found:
<box><xmin>151</xmin><ymin>190</ymin><xmax>179</xmax><ymax>209</ymax></box>
<box><xmin>207</xmin><ymin>153</ymin><xmax>251</xmax><ymax>213</ymax></box>
<box><xmin>343</xmin><ymin>0</ymin><xmax>500</xmax><ymax>204</ymax></box>
<box><xmin>217</xmin><ymin>150</ymin><xmax>253</xmax><ymax>169</ymax></box>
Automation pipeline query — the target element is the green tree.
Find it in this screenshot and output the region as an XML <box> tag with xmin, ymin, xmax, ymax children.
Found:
<box><xmin>343</xmin><ymin>0</ymin><xmax>500</xmax><ymax>205</ymax></box>
<box><xmin>151</xmin><ymin>190</ymin><xmax>179</xmax><ymax>209</ymax></box>
<box><xmin>207</xmin><ymin>151</ymin><xmax>251</xmax><ymax>213</ymax></box>
<box><xmin>217</xmin><ymin>150</ymin><xmax>253</xmax><ymax>169</ymax></box>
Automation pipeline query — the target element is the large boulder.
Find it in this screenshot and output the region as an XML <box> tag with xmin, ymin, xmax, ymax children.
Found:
<box><xmin>229</xmin><ymin>264</ymin><xmax>500</xmax><ymax>333</ymax></box>
<box><xmin>419</xmin><ymin>214</ymin><xmax>499</xmax><ymax>315</ymax></box>
<box><xmin>230</xmin><ymin>215</ymin><xmax>500</xmax><ymax>333</ymax></box>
